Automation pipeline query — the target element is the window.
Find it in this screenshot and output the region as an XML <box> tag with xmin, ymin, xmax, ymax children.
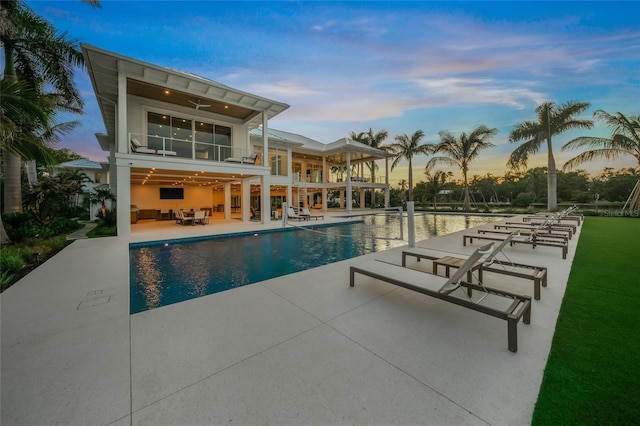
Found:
<box><xmin>215</xmin><ymin>125</ymin><xmax>232</xmax><ymax>160</ymax></box>
<box><xmin>146</xmin><ymin>112</ymin><xmax>232</xmax><ymax>161</ymax></box>
<box><xmin>94</xmin><ymin>173</ymin><xmax>102</xmax><ymax>184</ymax></box>
<box><xmin>269</xmin><ymin>148</ymin><xmax>287</xmax><ymax>176</ymax></box>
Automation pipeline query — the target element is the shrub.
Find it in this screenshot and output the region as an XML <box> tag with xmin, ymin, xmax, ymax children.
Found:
<box><xmin>0</xmin><ymin>247</ymin><xmax>25</xmax><ymax>274</ymax></box>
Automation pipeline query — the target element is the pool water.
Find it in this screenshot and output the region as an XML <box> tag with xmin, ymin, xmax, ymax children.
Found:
<box><xmin>130</xmin><ymin>214</ymin><xmax>501</xmax><ymax>313</ymax></box>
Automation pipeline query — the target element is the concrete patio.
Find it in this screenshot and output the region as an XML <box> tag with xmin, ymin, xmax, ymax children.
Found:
<box><xmin>1</xmin><ymin>215</ymin><xmax>581</xmax><ymax>425</ymax></box>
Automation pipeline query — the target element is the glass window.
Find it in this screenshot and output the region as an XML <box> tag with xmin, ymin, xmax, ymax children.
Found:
<box><xmin>215</xmin><ymin>125</ymin><xmax>232</xmax><ymax>160</ymax></box>
<box><xmin>195</xmin><ymin>121</ymin><xmax>214</xmax><ymax>160</ymax></box>
<box><xmin>94</xmin><ymin>173</ymin><xmax>102</xmax><ymax>184</ymax></box>
<box><xmin>171</xmin><ymin>117</ymin><xmax>192</xmax><ymax>141</ymax></box>
<box><xmin>148</xmin><ymin>112</ymin><xmax>170</xmax><ymax>150</ymax></box>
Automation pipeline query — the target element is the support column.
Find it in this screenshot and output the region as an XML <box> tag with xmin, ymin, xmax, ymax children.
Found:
<box><xmin>224</xmin><ymin>182</ymin><xmax>231</xmax><ymax>220</ymax></box>
<box><xmin>385</xmin><ymin>157</ymin><xmax>390</xmax><ymax>208</ymax></box>
<box><xmin>340</xmin><ymin>191</ymin><xmax>345</xmax><ymax>209</ymax></box>
<box><xmin>360</xmin><ymin>189</ymin><xmax>365</xmax><ymax>209</ymax></box>
<box><xmin>116</xmin><ymin>163</ymin><xmax>130</xmax><ymax>237</ymax></box>
<box><xmin>346</xmin><ymin>153</ymin><xmax>352</xmax><ymax>213</ymax></box>
<box><xmin>261</xmin><ymin>175</ymin><xmax>271</xmax><ymax>224</ymax></box>
<box><xmin>322</xmin><ymin>188</ymin><xmax>328</xmax><ymax>212</ymax></box>
<box><xmin>117</xmin><ymin>64</ymin><xmax>127</xmax><ymax>154</ymax></box>
<box><xmin>241</xmin><ymin>179</ymin><xmax>251</xmax><ymax>222</ymax></box>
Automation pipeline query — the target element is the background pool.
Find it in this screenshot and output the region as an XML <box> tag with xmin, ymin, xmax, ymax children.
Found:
<box><xmin>130</xmin><ymin>213</ymin><xmax>502</xmax><ymax>313</ymax></box>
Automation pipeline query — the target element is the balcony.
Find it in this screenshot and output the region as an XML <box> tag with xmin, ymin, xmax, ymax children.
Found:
<box><xmin>129</xmin><ymin>133</ymin><xmax>257</xmax><ymax>164</ymax></box>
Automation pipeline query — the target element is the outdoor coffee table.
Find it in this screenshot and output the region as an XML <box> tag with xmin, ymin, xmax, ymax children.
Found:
<box><xmin>432</xmin><ymin>255</ymin><xmax>483</xmax><ymax>283</ymax></box>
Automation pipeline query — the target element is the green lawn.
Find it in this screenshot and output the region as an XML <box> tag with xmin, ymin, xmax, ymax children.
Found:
<box><xmin>532</xmin><ymin>216</ymin><xmax>640</xmax><ymax>425</ymax></box>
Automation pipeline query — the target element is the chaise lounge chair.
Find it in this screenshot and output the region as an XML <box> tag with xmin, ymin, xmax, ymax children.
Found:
<box><xmin>403</xmin><ymin>232</ymin><xmax>548</xmax><ymax>300</ymax></box>
<box><xmin>463</xmin><ymin>224</ymin><xmax>569</xmax><ymax>259</ymax></box>
<box><xmin>287</xmin><ymin>206</ymin><xmax>308</xmax><ymax>221</ymax></box>
<box><xmin>301</xmin><ymin>207</ymin><xmax>324</xmax><ymax>220</ymax></box>
<box><xmin>350</xmin><ymin>243</ymin><xmax>532</xmax><ymax>352</ymax></box>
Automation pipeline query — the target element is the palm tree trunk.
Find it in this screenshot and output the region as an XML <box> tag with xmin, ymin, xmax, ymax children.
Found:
<box><xmin>3</xmin><ymin>153</ymin><xmax>23</xmax><ymax>213</ymax></box>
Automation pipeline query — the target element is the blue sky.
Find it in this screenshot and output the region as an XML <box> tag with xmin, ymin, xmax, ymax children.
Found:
<box><xmin>29</xmin><ymin>1</ymin><xmax>640</xmax><ymax>184</ymax></box>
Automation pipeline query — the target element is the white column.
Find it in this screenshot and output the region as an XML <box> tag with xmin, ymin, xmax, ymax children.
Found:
<box><xmin>241</xmin><ymin>179</ymin><xmax>251</xmax><ymax>222</ymax></box>
<box><xmin>262</xmin><ymin>112</ymin><xmax>269</xmax><ymax>168</ymax></box>
<box><xmin>346</xmin><ymin>153</ymin><xmax>352</xmax><ymax>213</ymax></box>
<box><xmin>287</xmin><ymin>185</ymin><xmax>293</xmax><ymax>211</ymax></box>
<box><xmin>261</xmin><ymin>175</ymin><xmax>270</xmax><ymax>224</ymax></box>
<box><xmin>224</xmin><ymin>182</ymin><xmax>231</xmax><ymax>220</ymax></box>
<box><xmin>116</xmin><ymin>163</ymin><xmax>130</xmax><ymax>237</ymax></box>
<box><xmin>117</xmin><ymin>63</ymin><xmax>127</xmax><ymax>154</ymax></box>
<box><xmin>385</xmin><ymin>157</ymin><xmax>390</xmax><ymax>208</ymax></box>
<box><xmin>322</xmin><ymin>188</ymin><xmax>327</xmax><ymax>212</ymax></box>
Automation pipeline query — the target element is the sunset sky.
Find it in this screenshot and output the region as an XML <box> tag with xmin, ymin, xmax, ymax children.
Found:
<box><xmin>28</xmin><ymin>1</ymin><xmax>639</xmax><ymax>185</ymax></box>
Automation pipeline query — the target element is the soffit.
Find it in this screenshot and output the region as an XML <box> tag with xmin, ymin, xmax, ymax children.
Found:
<box><xmin>130</xmin><ymin>167</ymin><xmax>260</xmax><ymax>187</ymax></box>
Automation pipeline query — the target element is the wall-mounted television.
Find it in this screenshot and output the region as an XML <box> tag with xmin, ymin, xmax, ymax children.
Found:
<box><xmin>159</xmin><ymin>187</ymin><xmax>184</xmax><ymax>200</ymax></box>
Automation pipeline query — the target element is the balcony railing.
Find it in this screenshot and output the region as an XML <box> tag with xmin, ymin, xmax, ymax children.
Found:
<box><xmin>128</xmin><ymin>133</ymin><xmax>256</xmax><ymax>164</ymax></box>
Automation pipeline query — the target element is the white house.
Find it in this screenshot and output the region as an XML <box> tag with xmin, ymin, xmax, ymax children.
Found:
<box><xmin>83</xmin><ymin>44</ymin><xmax>390</xmax><ymax>236</ymax></box>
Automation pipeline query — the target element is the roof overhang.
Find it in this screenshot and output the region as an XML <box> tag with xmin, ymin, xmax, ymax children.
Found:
<box><xmin>82</xmin><ymin>44</ymin><xmax>290</xmax><ymax>150</ymax></box>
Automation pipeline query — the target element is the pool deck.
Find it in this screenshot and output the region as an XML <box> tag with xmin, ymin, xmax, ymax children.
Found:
<box><xmin>1</xmin><ymin>214</ymin><xmax>580</xmax><ymax>425</ymax></box>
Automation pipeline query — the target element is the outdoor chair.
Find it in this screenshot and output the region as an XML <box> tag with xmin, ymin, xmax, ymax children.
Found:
<box><xmin>463</xmin><ymin>225</ymin><xmax>568</xmax><ymax>259</ymax></box>
<box><xmin>193</xmin><ymin>210</ymin><xmax>206</xmax><ymax>225</ymax></box>
<box><xmin>301</xmin><ymin>207</ymin><xmax>324</xmax><ymax>220</ymax></box>
<box><xmin>287</xmin><ymin>206</ymin><xmax>308</xmax><ymax>221</ymax></box>
<box><xmin>403</xmin><ymin>232</ymin><xmax>548</xmax><ymax>300</ymax></box>
<box><xmin>350</xmin><ymin>243</ymin><xmax>532</xmax><ymax>352</ymax></box>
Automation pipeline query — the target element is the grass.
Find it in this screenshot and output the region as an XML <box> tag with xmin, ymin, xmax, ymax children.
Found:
<box><xmin>532</xmin><ymin>216</ymin><xmax>640</xmax><ymax>425</ymax></box>
<box><xmin>86</xmin><ymin>223</ymin><xmax>117</xmax><ymax>238</ymax></box>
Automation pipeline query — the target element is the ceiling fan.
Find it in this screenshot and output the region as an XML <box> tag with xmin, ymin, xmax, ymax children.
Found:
<box><xmin>189</xmin><ymin>99</ymin><xmax>212</xmax><ymax>110</ymax></box>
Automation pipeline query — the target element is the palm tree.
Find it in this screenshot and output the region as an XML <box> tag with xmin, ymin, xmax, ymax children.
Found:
<box><xmin>1</xmin><ymin>0</ymin><xmax>99</xmax><ymax>215</ymax></box>
<box><xmin>350</xmin><ymin>128</ymin><xmax>389</xmax><ymax>184</ymax></box>
<box><xmin>426</xmin><ymin>125</ymin><xmax>497</xmax><ymax>210</ymax></box>
<box><xmin>90</xmin><ymin>186</ymin><xmax>116</xmax><ymax>219</ymax></box>
<box><xmin>423</xmin><ymin>170</ymin><xmax>451</xmax><ymax>209</ymax></box>
<box><xmin>508</xmin><ymin>101</ymin><xmax>593</xmax><ymax>211</ymax></box>
<box><xmin>387</xmin><ymin>130</ymin><xmax>434</xmax><ymax>201</ymax></box>
<box><xmin>562</xmin><ymin>110</ymin><xmax>640</xmax><ymax>171</ymax></box>
<box><xmin>397</xmin><ymin>179</ymin><xmax>408</xmax><ymax>201</ymax></box>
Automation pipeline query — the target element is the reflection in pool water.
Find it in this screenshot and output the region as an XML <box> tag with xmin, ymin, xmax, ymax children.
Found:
<box><xmin>129</xmin><ymin>213</ymin><xmax>502</xmax><ymax>314</ymax></box>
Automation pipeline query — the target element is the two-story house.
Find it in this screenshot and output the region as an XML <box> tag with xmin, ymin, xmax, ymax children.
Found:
<box><xmin>83</xmin><ymin>44</ymin><xmax>390</xmax><ymax>236</ymax></box>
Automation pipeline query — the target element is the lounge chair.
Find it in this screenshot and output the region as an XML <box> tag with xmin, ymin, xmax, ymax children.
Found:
<box><xmin>463</xmin><ymin>225</ymin><xmax>568</xmax><ymax>259</ymax></box>
<box><xmin>224</xmin><ymin>154</ymin><xmax>258</xmax><ymax>164</ymax></box>
<box><xmin>287</xmin><ymin>206</ymin><xmax>308</xmax><ymax>221</ymax></box>
<box><xmin>250</xmin><ymin>207</ymin><xmax>261</xmax><ymax>221</ymax></box>
<box><xmin>301</xmin><ymin>207</ymin><xmax>324</xmax><ymax>220</ymax></box>
<box><xmin>350</xmin><ymin>243</ymin><xmax>532</xmax><ymax>352</ymax></box>
<box><xmin>403</xmin><ymin>232</ymin><xmax>548</xmax><ymax>300</ymax></box>
<box><xmin>131</xmin><ymin>138</ymin><xmax>156</xmax><ymax>154</ymax></box>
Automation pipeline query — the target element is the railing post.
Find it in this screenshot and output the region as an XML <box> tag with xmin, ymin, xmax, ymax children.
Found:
<box><xmin>407</xmin><ymin>201</ymin><xmax>415</xmax><ymax>248</ymax></box>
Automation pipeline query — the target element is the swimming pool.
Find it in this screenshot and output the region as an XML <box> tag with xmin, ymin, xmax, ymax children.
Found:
<box><xmin>129</xmin><ymin>213</ymin><xmax>502</xmax><ymax>313</ymax></box>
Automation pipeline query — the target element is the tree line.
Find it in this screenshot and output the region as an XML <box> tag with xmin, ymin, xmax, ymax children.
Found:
<box><xmin>351</xmin><ymin>104</ymin><xmax>640</xmax><ymax>211</ymax></box>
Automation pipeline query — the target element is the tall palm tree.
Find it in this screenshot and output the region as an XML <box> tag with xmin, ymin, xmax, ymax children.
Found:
<box><xmin>350</xmin><ymin>128</ymin><xmax>388</xmax><ymax>184</ymax></box>
<box><xmin>426</xmin><ymin>125</ymin><xmax>497</xmax><ymax>210</ymax></box>
<box><xmin>562</xmin><ymin>110</ymin><xmax>640</xmax><ymax>171</ymax></box>
<box><xmin>387</xmin><ymin>130</ymin><xmax>434</xmax><ymax>201</ymax></box>
<box><xmin>1</xmin><ymin>0</ymin><xmax>98</xmax><ymax>215</ymax></box>
<box><xmin>508</xmin><ymin>100</ymin><xmax>593</xmax><ymax>211</ymax></box>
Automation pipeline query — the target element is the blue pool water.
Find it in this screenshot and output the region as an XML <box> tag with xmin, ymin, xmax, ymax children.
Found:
<box><xmin>130</xmin><ymin>214</ymin><xmax>501</xmax><ymax>313</ymax></box>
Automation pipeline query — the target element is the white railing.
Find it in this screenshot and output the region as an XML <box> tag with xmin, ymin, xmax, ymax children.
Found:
<box><xmin>128</xmin><ymin>133</ymin><xmax>255</xmax><ymax>163</ymax></box>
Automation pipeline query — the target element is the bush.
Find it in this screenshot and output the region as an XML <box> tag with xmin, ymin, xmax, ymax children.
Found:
<box><xmin>2</xmin><ymin>213</ymin><xmax>81</xmax><ymax>243</ymax></box>
<box><xmin>0</xmin><ymin>247</ymin><xmax>25</xmax><ymax>274</ymax></box>
<box><xmin>512</xmin><ymin>192</ymin><xmax>536</xmax><ymax>207</ymax></box>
